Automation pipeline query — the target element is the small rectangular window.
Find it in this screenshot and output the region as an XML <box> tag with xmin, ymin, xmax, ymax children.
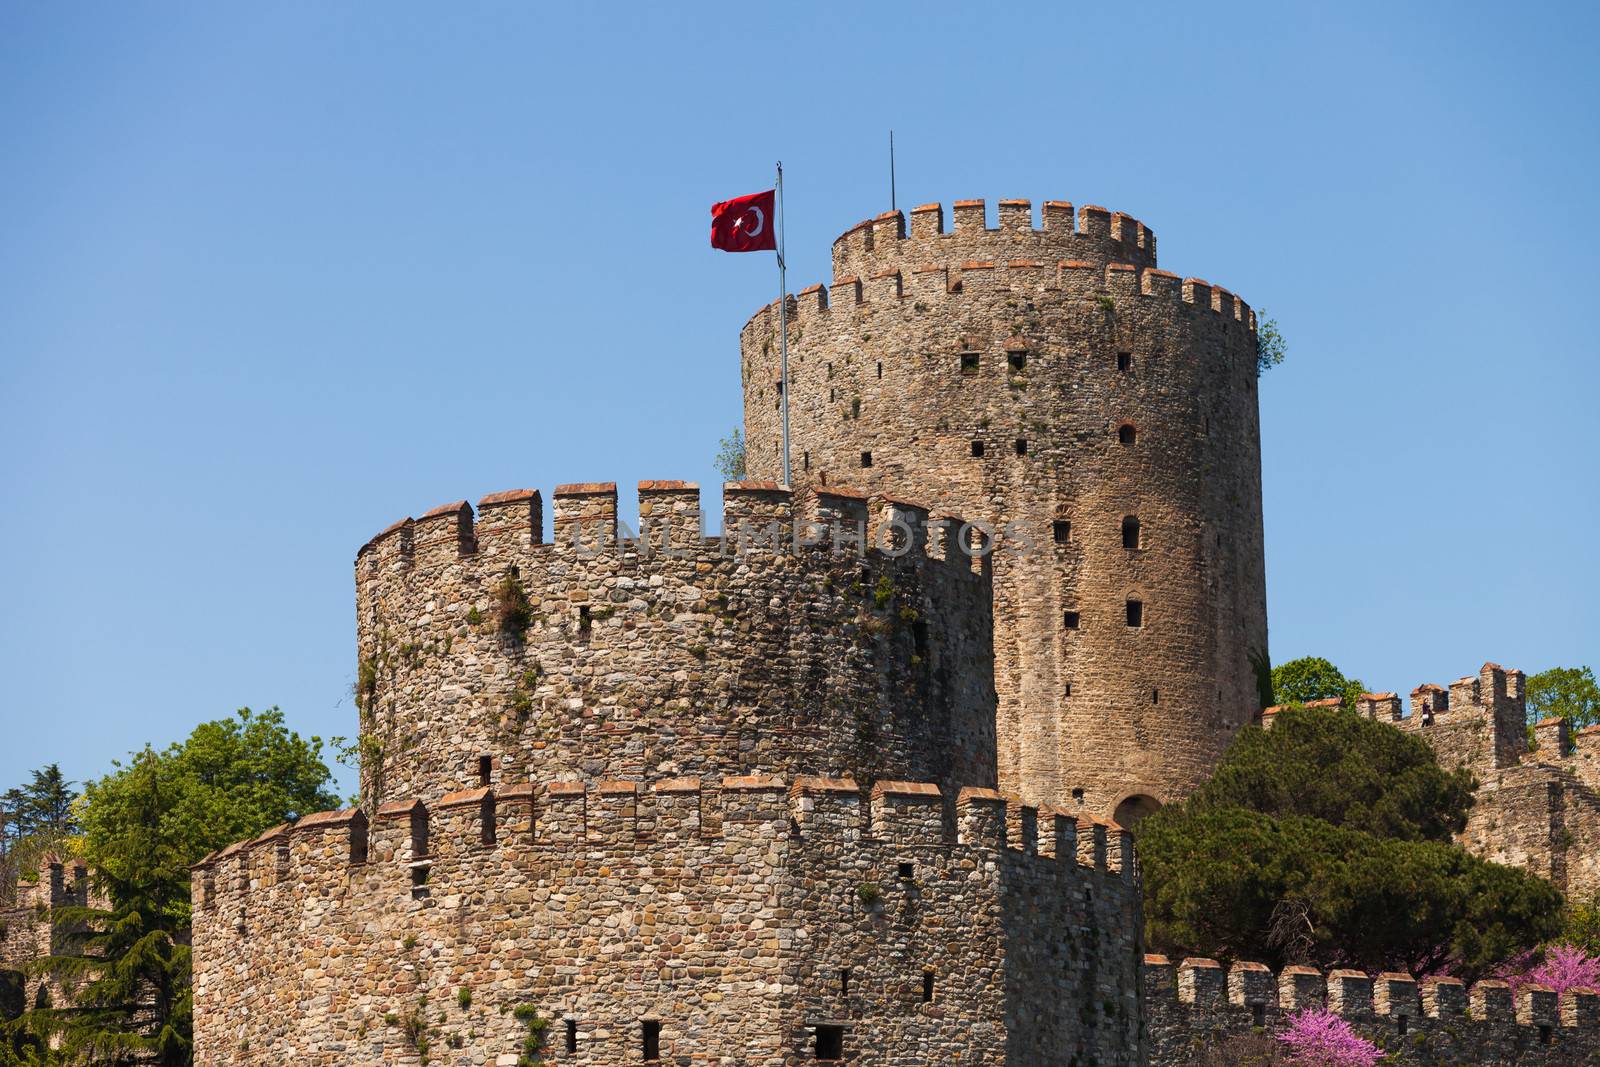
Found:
<box><xmin>840</xmin><ymin>968</ymin><xmax>851</xmax><ymax>996</ymax></box>
<box><xmin>411</xmin><ymin>864</ymin><xmax>430</xmax><ymax>897</ymax></box>
<box><xmin>876</xmin><ymin>361</ymin><xmax>883</xmax><ymax>379</ymax></box>
<box><xmin>1014</xmin><ymin>438</ymin><xmax>1027</xmax><ymax>456</ymax></box>
<box><xmin>1064</xmin><ymin>681</ymin><xmax>1073</xmax><ymax>697</ymax></box>
<box><xmin>1117</xmin><ymin>351</ymin><xmax>1132</xmax><ymax>372</ymax></box>
<box><xmin>959</xmin><ymin>352</ymin><xmax>980</xmax><ymax>373</ymax></box>
<box><xmin>1008</xmin><ymin>351</ymin><xmax>1027</xmax><ymax>371</ymax></box>
<box><xmin>815</xmin><ymin>1024</ymin><xmax>844</xmax><ymax>1061</ymax></box>
<box><xmin>860</xmin><ymin>451</ymin><xmax>872</xmax><ymax>468</ymax></box>
<box><xmin>643</xmin><ymin>1020</ymin><xmax>661</xmax><ymax>1061</ymax></box>
<box><xmin>1126</xmin><ymin>600</ymin><xmax>1144</xmax><ymax>628</ymax></box>
<box><xmin>566</xmin><ymin>1020</ymin><xmax>578</xmax><ymax>1053</ymax></box>
<box><xmin>1053</xmin><ymin>520</ymin><xmax>1071</xmax><ymax>544</ymax></box>
<box><xmin>1063</xmin><ymin>610</ymin><xmax>1080</xmax><ymax>630</ymax></box>
<box><xmin>803</xmin><ymin>451</ymin><xmax>811</xmax><ymax>471</ymax></box>
<box><xmin>578</xmin><ymin>605</ymin><xmax>592</xmax><ymax>636</ymax></box>
<box><xmin>898</xmin><ymin>862</ymin><xmax>914</xmax><ymax>879</ymax></box>
<box><xmin>775</xmin><ymin>379</ymin><xmax>784</xmax><ymax>395</ymax></box>
<box><xmin>826</xmin><ymin>362</ymin><xmax>834</xmax><ymax>379</ymax></box>
<box><xmin>922</xmin><ymin>972</ymin><xmax>935</xmax><ymax>1003</ymax></box>
<box><xmin>477</xmin><ymin>755</ymin><xmax>492</xmax><ymax>786</ymax></box>
<box><xmin>970</xmin><ymin>440</ymin><xmax>984</xmax><ymax>458</ymax></box>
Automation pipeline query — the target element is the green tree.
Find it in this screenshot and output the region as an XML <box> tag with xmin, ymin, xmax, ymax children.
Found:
<box><xmin>79</xmin><ymin>707</ymin><xmax>338</xmax><ymax>899</ymax></box>
<box><xmin>17</xmin><ymin>765</ymin><xmax>79</xmax><ymax>839</ymax></box>
<box><xmin>1526</xmin><ymin>665</ymin><xmax>1599</xmax><ymax>730</ymax></box>
<box><xmin>1255</xmin><ymin>310</ymin><xmax>1286</xmax><ymax>376</ymax></box>
<box><xmin>1563</xmin><ymin>891</ymin><xmax>1600</xmax><ymax>955</ymax></box>
<box><xmin>1140</xmin><ymin>706</ymin><xmax>1562</xmax><ymax>977</ymax></box>
<box><xmin>1199</xmin><ymin>705</ymin><xmax>1475</xmax><ymax>842</ymax></box>
<box><xmin>713</xmin><ymin>426</ymin><xmax>746</xmax><ymax>482</ymax></box>
<box><xmin>3</xmin><ymin>750</ymin><xmax>192</xmax><ymax>1066</ymax></box>
<box><xmin>2</xmin><ymin>708</ymin><xmax>336</xmax><ymax>1064</ymax></box>
<box><xmin>2</xmin><ymin>767</ymin><xmax>83</xmax><ymax>895</ymax></box>
<box><xmin>1270</xmin><ymin>656</ymin><xmax>1366</xmax><ymax>708</ymax></box>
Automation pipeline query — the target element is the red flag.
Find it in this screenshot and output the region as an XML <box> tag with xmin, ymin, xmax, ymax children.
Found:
<box><xmin>710</xmin><ymin>189</ymin><xmax>776</xmax><ymax>252</ymax></box>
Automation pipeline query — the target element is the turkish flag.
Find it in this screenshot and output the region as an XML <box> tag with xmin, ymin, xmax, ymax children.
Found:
<box><xmin>710</xmin><ymin>189</ymin><xmax>776</xmax><ymax>252</ymax></box>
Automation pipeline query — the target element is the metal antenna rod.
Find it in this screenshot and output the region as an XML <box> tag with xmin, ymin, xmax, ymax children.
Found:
<box><xmin>889</xmin><ymin>131</ymin><xmax>896</xmax><ymax>213</ymax></box>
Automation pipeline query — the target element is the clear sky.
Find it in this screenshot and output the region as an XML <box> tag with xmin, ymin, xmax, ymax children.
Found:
<box><xmin>2</xmin><ymin>2</ymin><xmax>1595</xmax><ymax>800</ymax></box>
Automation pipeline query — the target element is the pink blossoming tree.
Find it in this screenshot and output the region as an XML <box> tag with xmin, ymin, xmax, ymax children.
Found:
<box><xmin>1510</xmin><ymin>943</ymin><xmax>1600</xmax><ymax>1000</ymax></box>
<box><xmin>1276</xmin><ymin>1008</ymin><xmax>1383</xmax><ymax>1067</ymax></box>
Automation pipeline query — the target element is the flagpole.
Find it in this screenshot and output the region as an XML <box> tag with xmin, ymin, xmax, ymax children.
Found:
<box><xmin>776</xmin><ymin>161</ymin><xmax>792</xmax><ymax>488</ymax></box>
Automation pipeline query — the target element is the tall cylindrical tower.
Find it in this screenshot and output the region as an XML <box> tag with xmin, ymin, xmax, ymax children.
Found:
<box><xmin>740</xmin><ymin>199</ymin><xmax>1268</xmax><ymax>820</ymax></box>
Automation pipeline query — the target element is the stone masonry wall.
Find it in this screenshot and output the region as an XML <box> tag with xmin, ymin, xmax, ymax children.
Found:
<box><xmin>1145</xmin><ymin>956</ymin><xmax>1600</xmax><ymax>1066</ymax></box>
<box><xmin>191</xmin><ymin>776</ymin><xmax>1144</xmax><ymax>1067</ymax></box>
<box><xmin>0</xmin><ymin>860</ymin><xmax>95</xmax><ymax>1022</ymax></box>
<box><xmin>740</xmin><ymin>199</ymin><xmax>1268</xmax><ymax>820</ymax></box>
<box><xmin>354</xmin><ymin>481</ymin><xmax>996</xmax><ymax>808</ymax></box>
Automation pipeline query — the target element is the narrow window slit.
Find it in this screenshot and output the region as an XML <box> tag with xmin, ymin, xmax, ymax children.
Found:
<box><xmin>643</xmin><ymin>1020</ymin><xmax>661</xmax><ymax>1062</ymax></box>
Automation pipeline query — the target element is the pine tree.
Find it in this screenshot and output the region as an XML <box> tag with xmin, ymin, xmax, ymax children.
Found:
<box><xmin>17</xmin><ymin>767</ymin><xmax>79</xmax><ymax>840</ymax></box>
<box><xmin>3</xmin><ymin>750</ymin><xmax>191</xmax><ymax>1066</ymax></box>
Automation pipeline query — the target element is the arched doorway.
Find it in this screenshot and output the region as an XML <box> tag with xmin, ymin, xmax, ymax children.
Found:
<box><xmin>1112</xmin><ymin>793</ymin><xmax>1161</xmax><ymax>828</ymax></box>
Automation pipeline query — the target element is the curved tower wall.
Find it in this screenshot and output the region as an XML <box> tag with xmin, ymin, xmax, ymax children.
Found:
<box><xmin>740</xmin><ymin>199</ymin><xmax>1268</xmax><ymax>815</ymax></box>
<box><xmin>354</xmin><ymin>480</ymin><xmax>996</xmax><ymax>805</ymax></box>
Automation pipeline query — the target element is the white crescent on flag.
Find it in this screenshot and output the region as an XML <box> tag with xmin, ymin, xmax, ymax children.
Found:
<box><xmin>738</xmin><ymin>206</ymin><xmax>764</xmax><ymax>238</ymax></box>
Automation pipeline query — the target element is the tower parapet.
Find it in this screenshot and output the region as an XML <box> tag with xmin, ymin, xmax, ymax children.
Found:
<box><xmin>831</xmin><ymin>200</ymin><xmax>1157</xmax><ymax>283</ymax></box>
<box><xmin>354</xmin><ymin>481</ymin><xmax>996</xmax><ymax>806</ymax></box>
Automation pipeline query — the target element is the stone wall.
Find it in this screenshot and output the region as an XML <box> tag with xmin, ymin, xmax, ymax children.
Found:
<box><xmin>1145</xmin><ymin>956</ymin><xmax>1600</xmax><ymax>1066</ymax></box>
<box><xmin>354</xmin><ymin>481</ymin><xmax>996</xmax><ymax>807</ymax></box>
<box><xmin>0</xmin><ymin>859</ymin><xmax>93</xmax><ymax>1021</ymax></box>
<box><xmin>739</xmin><ymin>198</ymin><xmax>1268</xmax><ymax>820</ymax></box>
<box><xmin>191</xmin><ymin>776</ymin><xmax>1144</xmax><ymax>1067</ymax></box>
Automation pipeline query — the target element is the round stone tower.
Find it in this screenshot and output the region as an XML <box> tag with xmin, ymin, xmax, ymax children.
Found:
<box><xmin>740</xmin><ymin>199</ymin><xmax>1269</xmax><ymax>820</ymax></box>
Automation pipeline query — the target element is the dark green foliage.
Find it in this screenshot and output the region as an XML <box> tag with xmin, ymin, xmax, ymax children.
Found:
<box><xmin>1270</xmin><ymin>655</ymin><xmax>1365</xmax><ymax>708</ymax></box>
<box><xmin>1526</xmin><ymin>665</ymin><xmax>1599</xmax><ymax>731</ymax></box>
<box><xmin>2</xmin><ymin>750</ymin><xmax>193</xmax><ymax>1066</ymax></box>
<box><xmin>1248</xmin><ymin>648</ymin><xmax>1274</xmax><ymax>711</ymax></box>
<box><xmin>10</xmin><ymin>766</ymin><xmax>79</xmax><ymax>840</ymax></box>
<box><xmin>1198</xmin><ymin>707</ymin><xmax>1475</xmax><ymax>842</ymax></box>
<box><xmin>1141</xmin><ymin>709</ymin><xmax>1562</xmax><ymax>977</ymax></box>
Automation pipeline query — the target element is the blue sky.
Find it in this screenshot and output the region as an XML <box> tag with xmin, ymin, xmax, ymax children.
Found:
<box><xmin>2</xmin><ymin>2</ymin><xmax>1595</xmax><ymax>799</ymax></box>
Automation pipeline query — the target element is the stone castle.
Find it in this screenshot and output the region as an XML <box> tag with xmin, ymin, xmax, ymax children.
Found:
<box><xmin>182</xmin><ymin>196</ymin><xmax>1598</xmax><ymax>1065</ymax></box>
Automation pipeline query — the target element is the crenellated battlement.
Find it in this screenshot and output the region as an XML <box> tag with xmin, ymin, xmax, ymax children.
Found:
<box><xmin>742</xmin><ymin>257</ymin><xmax>1255</xmax><ymax>346</ymax></box>
<box><xmin>1145</xmin><ymin>955</ymin><xmax>1600</xmax><ymax>1064</ymax></box>
<box><xmin>192</xmin><ymin>774</ymin><xmax>1135</xmax><ymax>908</ymax></box>
<box><xmin>829</xmin><ymin>199</ymin><xmax>1158</xmax><ymax>282</ymax></box>
<box><xmin>358</xmin><ymin>479</ymin><xmax>993</xmax><ymax>573</ymax></box>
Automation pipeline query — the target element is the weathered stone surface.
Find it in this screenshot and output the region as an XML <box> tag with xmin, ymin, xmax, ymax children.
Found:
<box><xmin>1145</xmin><ymin>956</ymin><xmax>1600</xmax><ymax>1065</ymax></box>
<box><xmin>192</xmin><ymin>779</ymin><xmax>1143</xmax><ymax>1065</ymax></box>
<box><xmin>741</xmin><ymin>199</ymin><xmax>1268</xmax><ymax>818</ymax></box>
